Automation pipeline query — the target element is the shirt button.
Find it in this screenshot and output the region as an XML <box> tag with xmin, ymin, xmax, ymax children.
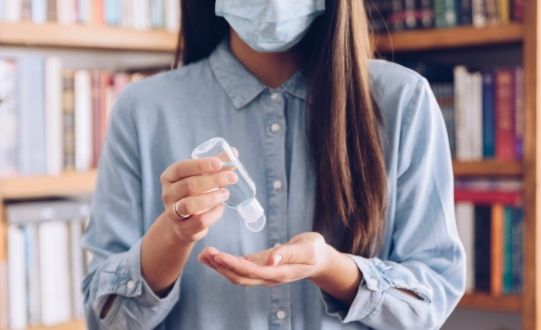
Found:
<box><xmin>273</xmin><ymin>180</ymin><xmax>282</xmax><ymax>190</ymax></box>
<box><xmin>270</xmin><ymin>123</ymin><xmax>281</xmax><ymax>133</ymax></box>
<box><xmin>270</xmin><ymin>92</ymin><xmax>280</xmax><ymax>101</ymax></box>
<box><xmin>275</xmin><ymin>309</ymin><xmax>287</xmax><ymax>320</ymax></box>
<box><xmin>126</xmin><ymin>280</ymin><xmax>135</xmax><ymax>290</ymax></box>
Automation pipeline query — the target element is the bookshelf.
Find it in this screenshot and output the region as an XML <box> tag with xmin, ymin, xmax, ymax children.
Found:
<box><xmin>0</xmin><ymin>1</ymin><xmax>539</xmax><ymax>329</ymax></box>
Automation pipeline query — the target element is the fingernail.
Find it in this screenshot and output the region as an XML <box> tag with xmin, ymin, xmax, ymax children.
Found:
<box><xmin>225</xmin><ymin>172</ymin><xmax>238</xmax><ymax>184</ymax></box>
<box><xmin>220</xmin><ymin>188</ymin><xmax>230</xmax><ymax>201</ymax></box>
<box><xmin>214</xmin><ymin>256</ymin><xmax>225</xmax><ymax>265</ymax></box>
<box><xmin>210</xmin><ymin>159</ymin><xmax>222</xmax><ymax>170</ymax></box>
<box><xmin>272</xmin><ymin>254</ymin><xmax>282</xmax><ymax>266</ymax></box>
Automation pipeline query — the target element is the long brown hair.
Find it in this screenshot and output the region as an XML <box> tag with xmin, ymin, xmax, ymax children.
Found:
<box><xmin>175</xmin><ymin>0</ymin><xmax>387</xmax><ymax>257</ymax></box>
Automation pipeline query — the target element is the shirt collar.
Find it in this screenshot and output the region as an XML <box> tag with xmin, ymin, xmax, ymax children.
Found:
<box><xmin>208</xmin><ymin>39</ymin><xmax>307</xmax><ymax>110</ymax></box>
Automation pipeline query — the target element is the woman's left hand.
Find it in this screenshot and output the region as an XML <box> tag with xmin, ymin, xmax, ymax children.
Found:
<box><xmin>198</xmin><ymin>232</ymin><xmax>332</xmax><ymax>286</ymax></box>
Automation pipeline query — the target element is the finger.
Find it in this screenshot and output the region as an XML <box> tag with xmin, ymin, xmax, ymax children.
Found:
<box><xmin>267</xmin><ymin>242</ymin><xmax>314</xmax><ymax>266</ymax></box>
<box><xmin>161</xmin><ymin>158</ymin><xmax>223</xmax><ymax>183</ymax></box>
<box><xmin>178</xmin><ymin>204</ymin><xmax>225</xmax><ymax>235</ymax></box>
<box><xmin>214</xmin><ymin>253</ymin><xmax>288</xmax><ymax>282</ymax></box>
<box><xmin>167</xmin><ymin>170</ymin><xmax>237</xmax><ymax>201</ymax></box>
<box><xmin>174</xmin><ymin>188</ymin><xmax>229</xmax><ymax>217</ymax></box>
<box><xmin>208</xmin><ymin>257</ymin><xmax>270</xmax><ymax>287</ymax></box>
<box><xmin>198</xmin><ymin>247</ymin><xmax>221</xmax><ymax>263</ymax></box>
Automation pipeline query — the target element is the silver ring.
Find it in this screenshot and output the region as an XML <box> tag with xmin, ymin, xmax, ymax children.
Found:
<box><xmin>174</xmin><ymin>200</ymin><xmax>190</xmax><ymax>219</ymax></box>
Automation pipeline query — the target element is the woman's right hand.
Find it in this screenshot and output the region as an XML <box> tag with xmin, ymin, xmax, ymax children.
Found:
<box><xmin>160</xmin><ymin>157</ymin><xmax>238</xmax><ymax>243</ymax></box>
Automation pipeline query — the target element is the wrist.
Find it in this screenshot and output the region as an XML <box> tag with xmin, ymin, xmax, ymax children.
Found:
<box><xmin>310</xmin><ymin>242</ymin><xmax>338</xmax><ymax>282</ymax></box>
<box><xmin>161</xmin><ymin>212</ymin><xmax>197</xmax><ymax>249</ymax></box>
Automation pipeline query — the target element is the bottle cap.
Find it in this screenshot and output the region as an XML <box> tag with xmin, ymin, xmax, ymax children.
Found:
<box><xmin>237</xmin><ymin>198</ymin><xmax>266</xmax><ymax>232</ymax></box>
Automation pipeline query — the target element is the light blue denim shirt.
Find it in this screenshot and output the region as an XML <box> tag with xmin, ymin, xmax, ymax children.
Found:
<box><xmin>82</xmin><ymin>40</ymin><xmax>466</xmax><ymax>330</ymax></box>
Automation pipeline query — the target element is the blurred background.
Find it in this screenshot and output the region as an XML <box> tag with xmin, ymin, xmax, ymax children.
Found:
<box><xmin>0</xmin><ymin>0</ymin><xmax>537</xmax><ymax>329</ymax></box>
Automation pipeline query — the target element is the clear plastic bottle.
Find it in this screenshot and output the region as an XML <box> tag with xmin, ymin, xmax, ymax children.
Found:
<box><xmin>191</xmin><ymin>137</ymin><xmax>266</xmax><ymax>232</ymax></box>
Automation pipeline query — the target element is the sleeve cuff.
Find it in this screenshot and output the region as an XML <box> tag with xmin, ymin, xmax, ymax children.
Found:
<box><xmin>93</xmin><ymin>238</ymin><xmax>182</xmax><ymax>314</ymax></box>
<box><xmin>320</xmin><ymin>255</ymin><xmax>391</xmax><ymax>323</ymax></box>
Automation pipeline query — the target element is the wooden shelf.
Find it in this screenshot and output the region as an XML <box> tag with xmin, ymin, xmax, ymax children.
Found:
<box><xmin>0</xmin><ymin>171</ymin><xmax>96</xmax><ymax>201</ymax></box>
<box><xmin>0</xmin><ymin>22</ymin><xmax>177</xmax><ymax>52</ymax></box>
<box><xmin>453</xmin><ymin>160</ymin><xmax>523</xmax><ymax>177</ymax></box>
<box><xmin>459</xmin><ymin>293</ymin><xmax>522</xmax><ymax>313</ymax></box>
<box><xmin>374</xmin><ymin>24</ymin><xmax>524</xmax><ymax>52</ymax></box>
<box><xmin>28</xmin><ymin>319</ymin><xmax>85</xmax><ymax>330</ymax></box>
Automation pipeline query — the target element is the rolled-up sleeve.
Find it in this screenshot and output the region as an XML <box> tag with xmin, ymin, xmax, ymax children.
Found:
<box><xmin>321</xmin><ymin>78</ymin><xmax>466</xmax><ymax>329</ymax></box>
<box><xmin>81</xmin><ymin>88</ymin><xmax>181</xmax><ymax>329</ymax></box>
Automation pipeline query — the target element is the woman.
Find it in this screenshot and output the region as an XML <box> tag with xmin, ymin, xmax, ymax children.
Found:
<box><xmin>82</xmin><ymin>0</ymin><xmax>466</xmax><ymax>329</ymax></box>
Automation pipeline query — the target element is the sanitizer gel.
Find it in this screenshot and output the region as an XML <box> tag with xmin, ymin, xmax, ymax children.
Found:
<box><xmin>191</xmin><ymin>137</ymin><xmax>266</xmax><ymax>232</ymax></box>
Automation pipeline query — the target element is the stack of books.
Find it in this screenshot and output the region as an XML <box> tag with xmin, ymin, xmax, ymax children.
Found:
<box><xmin>2</xmin><ymin>199</ymin><xmax>91</xmax><ymax>329</ymax></box>
<box><xmin>455</xmin><ymin>179</ymin><xmax>523</xmax><ymax>295</ymax></box>
<box><xmin>406</xmin><ymin>62</ymin><xmax>524</xmax><ymax>162</ymax></box>
<box><xmin>0</xmin><ymin>56</ymin><xmax>160</xmax><ymax>178</ymax></box>
<box><xmin>0</xmin><ymin>0</ymin><xmax>181</xmax><ymax>32</ymax></box>
<box><xmin>366</xmin><ymin>0</ymin><xmax>525</xmax><ymax>33</ymax></box>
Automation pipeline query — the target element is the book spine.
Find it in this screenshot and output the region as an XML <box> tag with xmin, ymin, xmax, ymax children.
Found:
<box><xmin>17</xmin><ymin>56</ymin><xmax>47</xmax><ymax>176</ymax></box>
<box><xmin>92</xmin><ymin>0</ymin><xmax>103</xmax><ymax>25</ymax></box>
<box><xmin>482</xmin><ymin>71</ymin><xmax>495</xmax><ymax>158</ymax></box>
<box><xmin>472</xmin><ymin>0</ymin><xmax>487</xmax><ymax>26</ymax></box>
<box><xmin>150</xmin><ymin>0</ymin><xmax>164</xmax><ymax>29</ymax></box>
<box><xmin>490</xmin><ymin>204</ymin><xmax>504</xmax><ymax>296</ymax></box>
<box><xmin>31</xmin><ymin>0</ymin><xmax>47</xmax><ymax>23</ymax></box>
<box><xmin>45</xmin><ymin>57</ymin><xmax>63</xmax><ymax>175</ymax></box>
<box><xmin>390</xmin><ymin>0</ymin><xmax>404</xmax><ymax>31</ymax></box>
<box><xmin>513</xmin><ymin>0</ymin><xmax>525</xmax><ymax>22</ymax></box>
<box><xmin>25</xmin><ymin>224</ymin><xmax>41</xmax><ymax>326</ymax></box>
<box><xmin>472</xmin><ymin>71</ymin><xmax>484</xmax><ymax>160</ymax></box>
<box><xmin>46</xmin><ymin>0</ymin><xmax>56</xmax><ymax>21</ymax></box>
<box><xmin>0</xmin><ymin>59</ymin><xmax>18</xmax><ymax>177</ymax></box>
<box><xmin>514</xmin><ymin>67</ymin><xmax>524</xmax><ymax>159</ymax></box>
<box><xmin>475</xmin><ymin>205</ymin><xmax>492</xmax><ymax>292</ymax></box>
<box><xmin>121</xmin><ymin>0</ymin><xmax>133</xmax><ymax>28</ymax></box>
<box><xmin>455</xmin><ymin>203</ymin><xmax>475</xmax><ymax>292</ymax></box>
<box><xmin>403</xmin><ymin>0</ymin><xmax>417</xmax><ymax>29</ymax></box>
<box><xmin>74</xmin><ymin>70</ymin><xmax>93</xmax><ymax>172</ymax></box>
<box><xmin>419</xmin><ymin>0</ymin><xmax>434</xmax><ymax>28</ymax></box>
<box><xmin>104</xmin><ymin>0</ymin><xmax>120</xmax><ymax>25</ymax></box>
<box><xmin>495</xmin><ymin>69</ymin><xmax>516</xmax><ymax>160</ymax></box>
<box><xmin>62</xmin><ymin>69</ymin><xmax>75</xmax><ymax>171</ymax></box>
<box><xmin>497</xmin><ymin>0</ymin><xmax>510</xmax><ymax>24</ymax></box>
<box><xmin>502</xmin><ymin>207</ymin><xmax>514</xmax><ymax>294</ymax></box>
<box><xmin>91</xmin><ymin>71</ymin><xmax>101</xmax><ymax>168</ymax></box>
<box><xmin>458</xmin><ymin>0</ymin><xmax>472</xmax><ymax>25</ymax></box>
<box><xmin>511</xmin><ymin>207</ymin><xmax>524</xmax><ymax>292</ymax></box>
<box><xmin>436</xmin><ymin>0</ymin><xmax>457</xmax><ymax>27</ymax></box>
<box><xmin>21</xmin><ymin>0</ymin><xmax>32</xmax><ymax>21</ymax></box>
<box><xmin>454</xmin><ymin>66</ymin><xmax>469</xmax><ymax>160</ymax></box>
<box><xmin>485</xmin><ymin>0</ymin><xmax>500</xmax><ymax>25</ymax></box>
<box><xmin>4</xmin><ymin>0</ymin><xmax>22</xmax><ymax>22</ymax></box>
<box><xmin>8</xmin><ymin>225</ymin><xmax>28</xmax><ymax>329</ymax></box>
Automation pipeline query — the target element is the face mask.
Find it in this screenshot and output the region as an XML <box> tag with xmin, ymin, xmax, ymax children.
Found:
<box><xmin>215</xmin><ymin>0</ymin><xmax>326</xmax><ymax>52</ymax></box>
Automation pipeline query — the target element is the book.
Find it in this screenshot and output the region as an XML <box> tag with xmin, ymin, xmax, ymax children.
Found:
<box><xmin>418</xmin><ymin>0</ymin><xmax>435</xmax><ymax>28</ymax></box>
<box><xmin>435</xmin><ymin>0</ymin><xmax>457</xmax><ymax>28</ymax></box>
<box><xmin>92</xmin><ymin>0</ymin><xmax>104</xmax><ymax>25</ymax></box>
<box><xmin>39</xmin><ymin>220</ymin><xmax>71</xmax><ymax>325</ymax></box>
<box><xmin>455</xmin><ymin>202</ymin><xmax>475</xmax><ymax>292</ymax></box>
<box><xmin>46</xmin><ymin>0</ymin><xmax>56</xmax><ymax>21</ymax></box>
<box><xmin>513</xmin><ymin>0</ymin><xmax>525</xmax><ymax>22</ymax></box>
<box><xmin>25</xmin><ymin>224</ymin><xmax>41</xmax><ymax>326</ymax></box>
<box><xmin>4</xmin><ymin>0</ymin><xmax>22</xmax><ymax>22</ymax></box>
<box><xmin>17</xmin><ymin>56</ymin><xmax>47</xmax><ymax>176</ymax></box>
<box><xmin>56</xmin><ymin>0</ymin><xmax>76</xmax><ymax>24</ymax></box>
<box><xmin>490</xmin><ymin>204</ymin><xmax>504</xmax><ymax>295</ymax></box>
<box><xmin>0</xmin><ymin>59</ymin><xmax>18</xmax><ymax>177</ymax></box>
<box><xmin>514</xmin><ymin>67</ymin><xmax>524</xmax><ymax>159</ymax></box>
<box><xmin>404</xmin><ymin>0</ymin><xmax>417</xmax><ymax>29</ymax></box>
<box><xmin>62</xmin><ymin>69</ymin><xmax>76</xmax><ymax>171</ymax></box>
<box><xmin>45</xmin><ymin>57</ymin><xmax>63</xmax><ymax>175</ymax></box>
<box><xmin>455</xmin><ymin>189</ymin><xmax>522</xmax><ymax>205</ymax></box>
<box><xmin>31</xmin><ymin>0</ymin><xmax>47</xmax><ymax>23</ymax></box>
<box><xmin>104</xmin><ymin>0</ymin><xmax>120</xmax><ymax>26</ymax></box>
<box><xmin>482</xmin><ymin>72</ymin><xmax>496</xmax><ymax>158</ymax></box>
<box><xmin>474</xmin><ymin>205</ymin><xmax>492</xmax><ymax>292</ymax></box>
<box><xmin>502</xmin><ymin>206</ymin><xmax>514</xmax><ymax>293</ymax></box>
<box><xmin>457</xmin><ymin>0</ymin><xmax>472</xmax><ymax>25</ymax></box>
<box><xmin>121</xmin><ymin>0</ymin><xmax>133</xmax><ymax>28</ymax></box>
<box><xmin>497</xmin><ymin>0</ymin><xmax>510</xmax><ymax>24</ymax></box>
<box><xmin>77</xmin><ymin>0</ymin><xmax>92</xmax><ymax>24</ymax></box>
<box><xmin>69</xmin><ymin>220</ymin><xmax>85</xmax><ymax>319</ymax></box>
<box><xmin>74</xmin><ymin>70</ymin><xmax>93</xmax><ymax>172</ymax></box>
<box><xmin>389</xmin><ymin>0</ymin><xmax>404</xmax><ymax>31</ymax></box>
<box><xmin>8</xmin><ymin>225</ymin><xmax>28</xmax><ymax>329</ymax></box>
<box><xmin>495</xmin><ymin>68</ymin><xmax>516</xmax><ymax>160</ymax></box>
<box><xmin>485</xmin><ymin>0</ymin><xmax>500</xmax><ymax>25</ymax></box>
<box><xmin>511</xmin><ymin>207</ymin><xmax>524</xmax><ymax>292</ymax></box>
<box><xmin>150</xmin><ymin>0</ymin><xmax>164</xmax><ymax>29</ymax></box>
<box><xmin>133</xmin><ymin>0</ymin><xmax>150</xmax><ymax>30</ymax></box>
<box><xmin>472</xmin><ymin>0</ymin><xmax>487</xmax><ymax>26</ymax></box>
<box><xmin>471</xmin><ymin>71</ymin><xmax>483</xmax><ymax>160</ymax></box>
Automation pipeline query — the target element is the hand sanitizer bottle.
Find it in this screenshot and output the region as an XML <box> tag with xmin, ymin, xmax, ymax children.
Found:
<box><xmin>191</xmin><ymin>137</ymin><xmax>266</xmax><ymax>232</ymax></box>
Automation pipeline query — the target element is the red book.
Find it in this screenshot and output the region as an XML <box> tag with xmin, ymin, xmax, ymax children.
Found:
<box><xmin>91</xmin><ymin>71</ymin><xmax>102</xmax><ymax>168</ymax></box>
<box><xmin>513</xmin><ymin>0</ymin><xmax>525</xmax><ymax>22</ymax></box>
<box><xmin>455</xmin><ymin>189</ymin><xmax>522</xmax><ymax>205</ymax></box>
<box><xmin>93</xmin><ymin>0</ymin><xmax>104</xmax><ymax>25</ymax></box>
<box><xmin>495</xmin><ymin>69</ymin><xmax>516</xmax><ymax>160</ymax></box>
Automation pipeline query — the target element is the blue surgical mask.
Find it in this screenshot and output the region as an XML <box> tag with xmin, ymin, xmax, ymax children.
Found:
<box><xmin>215</xmin><ymin>0</ymin><xmax>326</xmax><ymax>52</ymax></box>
